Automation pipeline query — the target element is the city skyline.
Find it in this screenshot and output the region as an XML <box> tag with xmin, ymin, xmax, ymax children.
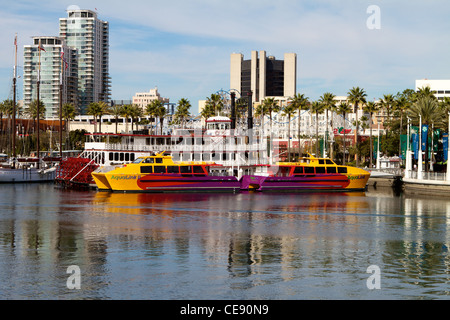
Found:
<box><xmin>0</xmin><ymin>1</ymin><xmax>449</xmax><ymax>114</ymax></box>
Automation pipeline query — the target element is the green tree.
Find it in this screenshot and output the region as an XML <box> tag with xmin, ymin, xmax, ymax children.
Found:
<box><xmin>145</xmin><ymin>100</ymin><xmax>164</xmax><ymax>134</ymax></box>
<box><xmin>363</xmin><ymin>101</ymin><xmax>379</xmax><ymax>168</ymax></box>
<box><xmin>407</xmin><ymin>95</ymin><xmax>444</xmax><ymax>172</ymax></box>
<box><xmin>282</xmin><ymin>102</ymin><xmax>297</xmax><ymax>161</ymax></box>
<box><xmin>337</xmin><ymin>102</ymin><xmax>352</xmax><ymax>165</ymax></box>
<box><xmin>173</xmin><ymin>98</ymin><xmax>192</xmax><ymax>128</ymax></box>
<box><xmin>120</xmin><ymin>104</ymin><xmax>134</xmax><ymax>133</ymax></box>
<box><xmin>26</xmin><ymin>99</ymin><xmax>46</xmax><ymax>136</ymax></box>
<box><xmin>154</xmin><ymin>103</ymin><xmax>168</xmax><ymax>135</ymax></box>
<box><xmin>288</xmin><ymin>93</ymin><xmax>309</xmax><ymax>156</ymax></box>
<box><xmin>205</xmin><ymin>94</ymin><xmax>224</xmax><ymax>116</ymax></box>
<box><xmin>309</xmin><ymin>101</ymin><xmax>325</xmax><ymax>156</ymax></box>
<box><xmin>347</xmin><ymin>87</ymin><xmax>367</xmax><ymax>166</ymax></box>
<box><xmin>319</xmin><ymin>92</ymin><xmax>336</xmax><ymax>158</ymax></box>
<box><xmin>110</xmin><ymin>104</ymin><xmax>123</xmax><ymax>134</ymax></box>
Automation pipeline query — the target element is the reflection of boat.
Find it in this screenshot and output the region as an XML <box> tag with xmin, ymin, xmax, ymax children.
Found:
<box><xmin>91</xmin><ymin>151</ymin><xmax>241</xmax><ymax>192</ymax></box>
<box><xmin>240</xmin><ymin>154</ymin><xmax>370</xmax><ymax>192</ymax></box>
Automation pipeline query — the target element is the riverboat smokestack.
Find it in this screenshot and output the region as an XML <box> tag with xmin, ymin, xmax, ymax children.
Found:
<box><xmin>247</xmin><ymin>91</ymin><xmax>253</xmax><ymax>130</ymax></box>
<box><xmin>230</xmin><ymin>92</ymin><xmax>236</xmax><ymax>130</ymax></box>
<box><xmin>247</xmin><ymin>91</ymin><xmax>253</xmax><ymax>145</ymax></box>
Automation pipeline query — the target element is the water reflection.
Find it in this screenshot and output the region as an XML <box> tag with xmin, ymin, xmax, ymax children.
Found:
<box><xmin>1</xmin><ymin>184</ymin><xmax>450</xmax><ymax>299</ymax></box>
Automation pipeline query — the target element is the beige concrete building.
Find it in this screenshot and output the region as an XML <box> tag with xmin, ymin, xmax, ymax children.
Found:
<box><xmin>132</xmin><ymin>87</ymin><xmax>169</xmax><ymax>110</ymax></box>
<box><xmin>230</xmin><ymin>51</ymin><xmax>297</xmax><ymax>103</ymax></box>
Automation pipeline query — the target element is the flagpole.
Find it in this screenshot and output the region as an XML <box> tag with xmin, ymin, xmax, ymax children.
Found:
<box><xmin>12</xmin><ymin>34</ymin><xmax>17</xmax><ymax>167</ymax></box>
<box><xmin>59</xmin><ymin>46</ymin><xmax>64</xmax><ymax>159</ymax></box>
<box><xmin>36</xmin><ymin>39</ymin><xmax>41</xmax><ymax>168</ymax></box>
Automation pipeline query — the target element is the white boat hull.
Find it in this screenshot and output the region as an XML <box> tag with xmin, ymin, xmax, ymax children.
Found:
<box><xmin>0</xmin><ymin>167</ymin><xmax>56</xmax><ymax>183</ymax></box>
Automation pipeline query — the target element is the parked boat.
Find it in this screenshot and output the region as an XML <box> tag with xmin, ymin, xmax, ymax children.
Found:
<box><xmin>91</xmin><ymin>151</ymin><xmax>241</xmax><ymax>192</ymax></box>
<box><xmin>240</xmin><ymin>154</ymin><xmax>370</xmax><ymax>192</ymax></box>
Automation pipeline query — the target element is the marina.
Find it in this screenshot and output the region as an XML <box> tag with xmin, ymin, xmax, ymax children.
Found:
<box><xmin>1</xmin><ymin>183</ymin><xmax>450</xmax><ymax>300</ymax></box>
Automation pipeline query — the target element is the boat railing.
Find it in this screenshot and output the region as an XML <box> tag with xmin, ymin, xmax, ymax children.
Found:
<box><xmin>98</xmin><ymin>143</ymin><xmax>265</xmax><ymax>153</ymax></box>
<box><xmin>407</xmin><ymin>170</ymin><xmax>447</xmax><ymax>181</ymax></box>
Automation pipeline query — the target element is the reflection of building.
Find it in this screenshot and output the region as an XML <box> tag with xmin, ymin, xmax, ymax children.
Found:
<box><xmin>230</xmin><ymin>51</ymin><xmax>297</xmax><ymax>103</ymax></box>
<box><xmin>23</xmin><ymin>36</ymin><xmax>78</xmax><ymax>118</ymax></box>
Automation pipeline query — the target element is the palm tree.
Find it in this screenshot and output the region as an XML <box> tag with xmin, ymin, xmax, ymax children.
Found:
<box><xmin>282</xmin><ymin>102</ymin><xmax>297</xmax><ymax>161</ymax></box>
<box><xmin>120</xmin><ymin>104</ymin><xmax>134</xmax><ymax>133</ymax></box>
<box><xmin>26</xmin><ymin>99</ymin><xmax>46</xmax><ymax>136</ymax></box>
<box><xmin>154</xmin><ymin>104</ymin><xmax>168</xmax><ymax>135</ymax></box>
<box><xmin>200</xmin><ymin>103</ymin><xmax>215</xmax><ymax>124</ymax></box>
<box><xmin>379</xmin><ymin>94</ymin><xmax>395</xmax><ymax>153</ymax></box>
<box><xmin>408</xmin><ymin>95</ymin><xmax>444</xmax><ymax>172</ymax></box>
<box><xmin>205</xmin><ymin>94</ymin><xmax>224</xmax><ymax>116</ymax></box>
<box><xmin>337</xmin><ymin>102</ymin><xmax>352</xmax><ymax>165</ymax></box>
<box><xmin>130</xmin><ymin>104</ymin><xmax>143</xmax><ymax>131</ymax></box>
<box><xmin>309</xmin><ymin>101</ymin><xmax>325</xmax><ymax>156</ymax></box>
<box><xmin>0</xmin><ymin>101</ymin><xmax>5</xmax><ymax>134</ymax></box>
<box><xmin>110</xmin><ymin>105</ymin><xmax>123</xmax><ymax>134</ymax></box>
<box><xmin>174</xmin><ymin>98</ymin><xmax>192</xmax><ymax>128</ymax></box>
<box><xmin>145</xmin><ymin>100</ymin><xmax>163</xmax><ymax>134</ymax></box>
<box><xmin>62</xmin><ymin>103</ymin><xmax>76</xmax><ymax>135</ymax></box>
<box><xmin>289</xmin><ymin>93</ymin><xmax>309</xmax><ymax>156</ymax></box>
<box><xmin>347</xmin><ymin>87</ymin><xmax>367</xmax><ymax>166</ymax></box>
<box><xmin>394</xmin><ymin>95</ymin><xmax>411</xmax><ymax>157</ymax></box>
<box><xmin>363</xmin><ymin>101</ymin><xmax>379</xmax><ymax>168</ymax></box>
<box><xmin>87</xmin><ymin>102</ymin><xmax>101</xmax><ymax>133</ymax></box>
<box><xmin>319</xmin><ymin>92</ymin><xmax>336</xmax><ymax>158</ymax></box>
<box><xmin>97</xmin><ymin>101</ymin><xmax>110</xmax><ymax>134</ymax></box>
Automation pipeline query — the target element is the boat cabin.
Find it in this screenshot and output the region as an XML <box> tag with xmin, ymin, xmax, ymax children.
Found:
<box><xmin>272</xmin><ymin>156</ymin><xmax>348</xmax><ymax>177</ymax></box>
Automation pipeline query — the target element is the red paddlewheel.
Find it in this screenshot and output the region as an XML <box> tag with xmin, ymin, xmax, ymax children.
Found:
<box><xmin>56</xmin><ymin>157</ymin><xmax>99</xmax><ymax>186</ymax></box>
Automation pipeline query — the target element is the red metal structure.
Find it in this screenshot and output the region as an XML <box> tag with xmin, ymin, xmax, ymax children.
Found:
<box><xmin>55</xmin><ymin>157</ymin><xmax>99</xmax><ymax>188</ymax></box>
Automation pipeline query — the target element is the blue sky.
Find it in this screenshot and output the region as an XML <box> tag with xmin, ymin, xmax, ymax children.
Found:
<box><xmin>1</xmin><ymin>1</ymin><xmax>449</xmax><ymax>114</ymax></box>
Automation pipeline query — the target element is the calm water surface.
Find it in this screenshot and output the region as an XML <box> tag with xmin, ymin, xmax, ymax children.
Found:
<box><xmin>1</xmin><ymin>183</ymin><xmax>450</xmax><ymax>300</ymax></box>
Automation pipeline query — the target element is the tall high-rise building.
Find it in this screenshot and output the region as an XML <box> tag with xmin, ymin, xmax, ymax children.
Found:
<box><xmin>59</xmin><ymin>9</ymin><xmax>111</xmax><ymax>113</ymax></box>
<box><xmin>230</xmin><ymin>51</ymin><xmax>297</xmax><ymax>103</ymax></box>
<box><xmin>23</xmin><ymin>36</ymin><xmax>78</xmax><ymax>118</ymax></box>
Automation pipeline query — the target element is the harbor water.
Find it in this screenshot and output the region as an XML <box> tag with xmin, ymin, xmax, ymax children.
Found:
<box><xmin>1</xmin><ymin>183</ymin><xmax>450</xmax><ymax>300</ymax></box>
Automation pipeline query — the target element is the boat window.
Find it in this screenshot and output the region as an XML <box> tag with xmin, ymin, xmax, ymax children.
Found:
<box><xmin>293</xmin><ymin>166</ymin><xmax>304</xmax><ymax>174</ymax></box>
<box><xmin>130</xmin><ymin>154</ymin><xmax>135</xmax><ymax>162</ymax></box>
<box><xmin>125</xmin><ymin>153</ymin><xmax>129</xmax><ymax>162</ymax></box>
<box><xmin>140</xmin><ymin>166</ymin><xmax>153</xmax><ymax>174</ymax></box>
<box><xmin>319</xmin><ymin>159</ymin><xmax>325</xmax><ymax>165</ymax></box>
<box><xmin>120</xmin><ymin>153</ymin><xmax>124</xmax><ymax>161</ymax></box>
<box><xmin>316</xmin><ymin>167</ymin><xmax>326</xmax><ymax>174</ymax></box>
<box><xmin>326</xmin><ymin>166</ymin><xmax>337</xmax><ymax>174</ymax></box>
<box><xmin>114</xmin><ymin>152</ymin><xmax>119</xmax><ymax>161</ymax></box>
<box><xmin>326</xmin><ymin>159</ymin><xmax>334</xmax><ymax>165</ymax></box>
<box><xmin>338</xmin><ymin>167</ymin><xmax>347</xmax><ymax>173</ymax></box>
<box><xmin>180</xmin><ymin>166</ymin><xmax>191</xmax><ymax>174</ymax></box>
<box><xmin>304</xmin><ymin>167</ymin><xmax>315</xmax><ymax>174</ymax></box>
<box><xmin>143</xmin><ymin>158</ymin><xmax>154</xmax><ymax>163</ymax></box>
<box><xmin>153</xmin><ymin>166</ymin><xmax>166</xmax><ymax>173</ymax></box>
<box><xmin>132</xmin><ymin>158</ymin><xmax>144</xmax><ymax>164</ymax></box>
<box><xmin>167</xmin><ymin>166</ymin><xmax>179</xmax><ymax>174</ymax></box>
<box><xmin>109</xmin><ymin>153</ymin><xmax>114</xmax><ymax>161</ymax></box>
<box><xmin>193</xmin><ymin>166</ymin><xmax>205</xmax><ymax>174</ymax></box>
<box><xmin>155</xmin><ymin>158</ymin><xmax>163</xmax><ymax>164</ymax></box>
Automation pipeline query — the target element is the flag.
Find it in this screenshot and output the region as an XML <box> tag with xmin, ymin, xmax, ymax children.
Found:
<box><xmin>38</xmin><ymin>39</ymin><xmax>46</xmax><ymax>52</ymax></box>
<box><xmin>14</xmin><ymin>34</ymin><xmax>17</xmax><ymax>47</ymax></box>
<box><xmin>60</xmin><ymin>47</ymin><xmax>68</xmax><ymax>70</ymax></box>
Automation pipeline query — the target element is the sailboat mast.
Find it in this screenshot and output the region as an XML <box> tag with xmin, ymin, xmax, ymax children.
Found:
<box><xmin>12</xmin><ymin>34</ymin><xmax>17</xmax><ymax>162</ymax></box>
<box><xmin>59</xmin><ymin>45</ymin><xmax>63</xmax><ymax>159</ymax></box>
<box><xmin>36</xmin><ymin>38</ymin><xmax>41</xmax><ymax>167</ymax></box>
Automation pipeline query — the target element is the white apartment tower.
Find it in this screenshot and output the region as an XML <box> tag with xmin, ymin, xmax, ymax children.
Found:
<box><xmin>59</xmin><ymin>9</ymin><xmax>111</xmax><ymax>113</ymax></box>
<box><xmin>230</xmin><ymin>51</ymin><xmax>297</xmax><ymax>102</ymax></box>
<box><xmin>23</xmin><ymin>36</ymin><xmax>78</xmax><ymax>118</ymax></box>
